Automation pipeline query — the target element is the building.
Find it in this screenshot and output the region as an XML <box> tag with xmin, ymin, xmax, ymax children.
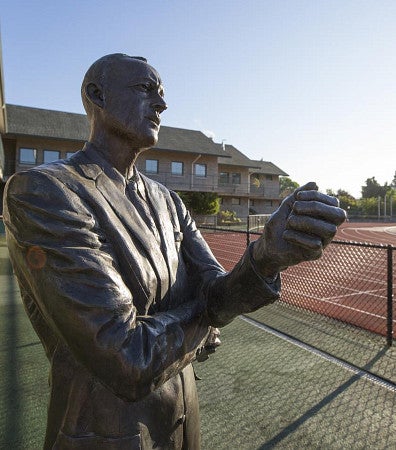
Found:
<box><xmin>0</xmin><ymin>48</ymin><xmax>287</xmax><ymax>220</ymax></box>
<box><xmin>218</xmin><ymin>144</ymin><xmax>288</xmax><ymax>217</ymax></box>
<box><xmin>0</xmin><ymin>103</ymin><xmax>288</xmax><ymax>219</ymax></box>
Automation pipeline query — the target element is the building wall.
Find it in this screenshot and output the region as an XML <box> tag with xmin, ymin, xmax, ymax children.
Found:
<box><xmin>3</xmin><ymin>135</ymin><xmax>283</xmax><ymax>220</ymax></box>
<box><xmin>2</xmin><ymin>137</ymin><xmax>16</xmax><ymax>177</ymax></box>
<box><xmin>250</xmin><ymin>173</ymin><xmax>280</xmax><ymax>199</ymax></box>
<box><xmin>13</xmin><ymin>136</ymin><xmax>83</xmax><ymax>173</ymax></box>
<box><xmin>218</xmin><ymin>163</ymin><xmax>251</xmax><ymax>195</ymax></box>
<box><xmin>220</xmin><ymin>196</ymin><xmax>249</xmax><ymax>219</ymax></box>
<box><xmin>136</xmin><ymin>150</ymin><xmax>219</xmax><ymax>193</ymax></box>
<box><xmin>249</xmin><ymin>198</ymin><xmax>281</xmax><ymax>215</ymax></box>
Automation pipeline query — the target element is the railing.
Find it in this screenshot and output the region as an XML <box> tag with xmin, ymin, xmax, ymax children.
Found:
<box><xmin>140</xmin><ymin>170</ymin><xmax>280</xmax><ymax>198</ymax></box>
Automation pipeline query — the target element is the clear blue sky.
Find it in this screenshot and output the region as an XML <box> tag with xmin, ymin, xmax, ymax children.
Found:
<box><xmin>1</xmin><ymin>0</ymin><xmax>396</xmax><ymax>198</ymax></box>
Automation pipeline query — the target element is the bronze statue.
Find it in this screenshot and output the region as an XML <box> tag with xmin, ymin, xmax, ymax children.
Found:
<box><xmin>3</xmin><ymin>54</ymin><xmax>346</xmax><ymax>449</ymax></box>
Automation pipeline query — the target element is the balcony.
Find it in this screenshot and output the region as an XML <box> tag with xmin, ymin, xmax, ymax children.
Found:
<box><xmin>144</xmin><ymin>171</ymin><xmax>218</xmax><ymax>192</ymax></box>
<box><xmin>249</xmin><ymin>184</ymin><xmax>280</xmax><ymax>199</ymax></box>
<box><xmin>141</xmin><ymin>170</ymin><xmax>280</xmax><ymax>199</ymax></box>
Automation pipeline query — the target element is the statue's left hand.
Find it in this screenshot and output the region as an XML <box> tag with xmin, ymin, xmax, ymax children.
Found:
<box><xmin>252</xmin><ymin>182</ymin><xmax>346</xmax><ymax>277</ymax></box>
<box><xmin>195</xmin><ymin>327</ymin><xmax>221</xmax><ymax>362</ymax></box>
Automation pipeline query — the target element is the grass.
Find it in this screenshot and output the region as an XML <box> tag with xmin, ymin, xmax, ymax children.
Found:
<box><xmin>1</xmin><ymin>234</ymin><xmax>396</xmax><ymax>449</ymax></box>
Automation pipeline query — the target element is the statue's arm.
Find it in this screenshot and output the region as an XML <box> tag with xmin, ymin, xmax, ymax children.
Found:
<box><xmin>172</xmin><ymin>183</ymin><xmax>346</xmax><ymax>328</ymax></box>
<box><xmin>170</xmin><ymin>192</ymin><xmax>282</xmax><ymax>328</ymax></box>
<box><xmin>4</xmin><ymin>170</ymin><xmax>210</xmax><ymax>402</ymax></box>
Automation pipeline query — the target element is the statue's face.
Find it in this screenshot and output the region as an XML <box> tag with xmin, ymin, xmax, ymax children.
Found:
<box><xmin>102</xmin><ymin>58</ymin><xmax>167</xmax><ymax>148</ymax></box>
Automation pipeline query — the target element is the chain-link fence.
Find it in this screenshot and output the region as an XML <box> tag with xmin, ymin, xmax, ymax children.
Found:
<box><xmin>200</xmin><ymin>226</ymin><xmax>396</xmax><ymax>382</ymax></box>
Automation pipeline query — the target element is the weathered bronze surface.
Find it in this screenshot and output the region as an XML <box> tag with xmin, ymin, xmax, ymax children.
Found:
<box><xmin>3</xmin><ymin>54</ymin><xmax>346</xmax><ymax>449</ymax></box>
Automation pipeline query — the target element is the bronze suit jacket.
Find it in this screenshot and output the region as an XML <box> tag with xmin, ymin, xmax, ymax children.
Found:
<box><xmin>3</xmin><ymin>143</ymin><xmax>280</xmax><ymax>450</ymax></box>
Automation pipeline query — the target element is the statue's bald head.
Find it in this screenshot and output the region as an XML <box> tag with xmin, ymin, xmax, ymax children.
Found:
<box><xmin>81</xmin><ymin>53</ymin><xmax>148</xmax><ymax>119</ymax></box>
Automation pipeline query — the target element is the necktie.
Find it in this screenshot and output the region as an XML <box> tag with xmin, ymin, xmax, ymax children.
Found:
<box><xmin>126</xmin><ymin>180</ymin><xmax>161</xmax><ymax>243</ymax></box>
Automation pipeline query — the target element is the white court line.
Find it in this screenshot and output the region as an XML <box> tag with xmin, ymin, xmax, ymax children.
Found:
<box><xmin>240</xmin><ymin>315</ymin><xmax>396</xmax><ymax>392</ymax></box>
<box><xmin>286</xmin><ymin>269</ymin><xmax>387</xmax><ymax>287</ymax></box>
<box><xmin>321</xmin><ymin>289</ymin><xmax>385</xmax><ymax>302</ymax></box>
<box><xmin>283</xmin><ymin>287</ymin><xmax>392</xmax><ymax>321</ymax></box>
<box><xmin>284</xmin><ymin>272</ymin><xmax>386</xmax><ymax>295</ymax></box>
<box><xmin>286</xmin><ymin>266</ymin><xmax>385</xmax><ymax>282</ymax></box>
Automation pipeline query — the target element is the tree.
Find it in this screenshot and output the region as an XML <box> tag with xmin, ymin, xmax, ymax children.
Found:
<box><xmin>391</xmin><ymin>171</ymin><xmax>396</xmax><ymax>189</ymax></box>
<box><xmin>218</xmin><ymin>210</ymin><xmax>241</xmax><ymax>224</ymax></box>
<box><xmin>177</xmin><ymin>191</ymin><xmax>220</xmax><ymax>215</ymax></box>
<box><xmin>358</xmin><ymin>197</ymin><xmax>378</xmax><ymax>216</ymax></box>
<box><xmin>361</xmin><ymin>177</ymin><xmax>388</xmax><ymax>198</ymax></box>
<box><xmin>279</xmin><ymin>177</ymin><xmax>300</xmax><ymax>198</ymax></box>
<box><xmin>335</xmin><ymin>189</ymin><xmax>357</xmax><ymax>212</ymax></box>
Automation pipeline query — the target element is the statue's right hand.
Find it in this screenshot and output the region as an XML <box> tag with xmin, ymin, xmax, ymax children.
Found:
<box><xmin>252</xmin><ymin>182</ymin><xmax>346</xmax><ymax>277</ymax></box>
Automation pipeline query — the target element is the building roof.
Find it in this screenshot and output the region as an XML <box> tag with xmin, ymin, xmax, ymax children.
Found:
<box><xmin>218</xmin><ymin>144</ymin><xmax>288</xmax><ymax>176</ymax></box>
<box><xmin>6</xmin><ymin>104</ymin><xmax>90</xmax><ymax>141</ymax></box>
<box><xmin>3</xmin><ymin>104</ymin><xmax>288</xmax><ymax>176</ymax></box>
<box><xmin>5</xmin><ymin>104</ymin><xmax>228</xmax><ymax>157</ymax></box>
<box><xmin>218</xmin><ymin>144</ymin><xmax>259</xmax><ymax>168</ymax></box>
<box><xmin>250</xmin><ymin>159</ymin><xmax>288</xmax><ymax>177</ymax></box>
<box><xmin>155</xmin><ymin>126</ymin><xmax>228</xmax><ymax>157</ymax></box>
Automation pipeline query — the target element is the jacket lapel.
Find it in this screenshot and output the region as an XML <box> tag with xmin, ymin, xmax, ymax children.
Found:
<box><xmin>73</xmin><ymin>147</ymin><xmax>170</xmax><ymax>302</ymax></box>
<box><xmin>142</xmin><ymin>177</ymin><xmax>179</xmax><ymax>283</ymax></box>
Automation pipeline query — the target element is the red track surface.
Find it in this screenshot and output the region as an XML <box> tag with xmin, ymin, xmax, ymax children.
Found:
<box><xmin>202</xmin><ymin>224</ymin><xmax>396</xmax><ymax>338</ymax></box>
<box><xmin>336</xmin><ymin>222</ymin><xmax>396</xmax><ymax>246</ymax></box>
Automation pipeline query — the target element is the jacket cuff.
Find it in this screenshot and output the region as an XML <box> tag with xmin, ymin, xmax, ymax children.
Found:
<box><xmin>206</xmin><ymin>242</ymin><xmax>281</xmax><ymax>327</ymax></box>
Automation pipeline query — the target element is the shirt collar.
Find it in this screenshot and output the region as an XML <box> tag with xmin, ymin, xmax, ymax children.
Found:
<box><xmin>82</xmin><ymin>142</ymin><xmax>144</xmax><ymax>196</ymax></box>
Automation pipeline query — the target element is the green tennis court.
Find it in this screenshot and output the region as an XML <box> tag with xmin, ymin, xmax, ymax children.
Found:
<box><xmin>1</xmin><ymin>236</ymin><xmax>396</xmax><ymax>449</ymax></box>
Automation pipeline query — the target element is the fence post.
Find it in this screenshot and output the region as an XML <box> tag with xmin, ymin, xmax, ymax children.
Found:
<box><xmin>246</xmin><ymin>216</ymin><xmax>250</xmax><ymax>248</ymax></box>
<box><xmin>387</xmin><ymin>245</ymin><xmax>393</xmax><ymax>346</ymax></box>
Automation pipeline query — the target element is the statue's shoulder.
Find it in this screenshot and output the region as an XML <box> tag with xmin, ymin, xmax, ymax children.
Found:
<box><xmin>6</xmin><ymin>153</ymin><xmax>86</xmax><ymax>195</ymax></box>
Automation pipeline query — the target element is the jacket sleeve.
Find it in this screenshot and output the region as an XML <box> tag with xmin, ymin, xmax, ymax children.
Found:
<box><xmin>4</xmin><ymin>170</ymin><xmax>211</xmax><ymax>402</ymax></box>
<box><xmin>170</xmin><ymin>191</ymin><xmax>281</xmax><ymax>328</ymax></box>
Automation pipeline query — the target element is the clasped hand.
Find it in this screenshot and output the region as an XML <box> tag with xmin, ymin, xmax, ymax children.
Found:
<box><xmin>253</xmin><ymin>182</ymin><xmax>346</xmax><ymax>277</ymax></box>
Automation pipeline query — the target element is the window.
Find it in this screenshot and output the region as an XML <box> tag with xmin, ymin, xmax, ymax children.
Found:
<box><xmin>250</xmin><ymin>199</ymin><xmax>255</xmax><ymax>206</ymax></box>
<box><xmin>19</xmin><ymin>148</ymin><xmax>36</xmax><ymax>164</ymax></box>
<box><xmin>232</xmin><ymin>173</ymin><xmax>241</xmax><ymax>184</ymax></box>
<box><xmin>66</xmin><ymin>152</ymin><xmax>76</xmax><ymax>158</ymax></box>
<box><xmin>145</xmin><ymin>159</ymin><xmax>159</xmax><ymax>174</ymax></box>
<box><xmin>44</xmin><ymin>150</ymin><xmax>60</xmax><ymax>164</ymax></box>
<box><xmin>231</xmin><ymin>197</ymin><xmax>241</xmax><ymax>205</ymax></box>
<box><xmin>219</xmin><ymin>172</ymin><xmax>229</xmax><ymax>184</ymax></box>
<box><xmin>171</xmin><ymin>161</ymin><xmax>184</xmax><ymax>175</ymax></box>
<box><xmin>266</xmin><ymin>175</ymin><xmax>273</xmax><ymax>181</ymax></box>
<box><xmin>194</xmin><ymin>163</ymin><xmax>207</xmax><ymax>177</ymax></box>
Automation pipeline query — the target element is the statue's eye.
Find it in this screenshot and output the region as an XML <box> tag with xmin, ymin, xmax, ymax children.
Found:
<box><xmin>137</xmin><ymin>83</ymin><xmax>151</xmax><ymax>92</ymax></box>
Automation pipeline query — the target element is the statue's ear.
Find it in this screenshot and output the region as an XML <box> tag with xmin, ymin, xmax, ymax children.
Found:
<box><xmin>85</xmin><ymin>82</ymin><xmax>105</xmax><ymax>109</ymax></box>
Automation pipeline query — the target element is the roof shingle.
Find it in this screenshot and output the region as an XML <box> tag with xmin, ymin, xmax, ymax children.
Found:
<box><xmin>5</xmin><ymin>104</ymin><xmax>228</xmax><ymax>157</ymax></box>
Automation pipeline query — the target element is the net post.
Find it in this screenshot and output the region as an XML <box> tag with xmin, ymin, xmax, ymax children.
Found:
<box><xmin>386</xmin><ymin>245</ymin><xmax>393</xmax><ymax>347</ymax></box>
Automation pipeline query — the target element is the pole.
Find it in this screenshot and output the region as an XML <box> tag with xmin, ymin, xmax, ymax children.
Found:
<box><xmin>387</xmin><ymin>245</ymin><xmax>393</xmax><ymax>346</ymax></box>
<box><xmin>384</xmin><ymin>194</ymin><xmax>387</xmax><ymax>219</ymax></box>
<box><xmin>378</xmin><ymin>196</ymin><xmax>381</xmax><ymax>221</ymax></box>
<box><xmin>246</xmin><ymin>215</ymin><xmax>250</xmax><ymax>247</ymax></box>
